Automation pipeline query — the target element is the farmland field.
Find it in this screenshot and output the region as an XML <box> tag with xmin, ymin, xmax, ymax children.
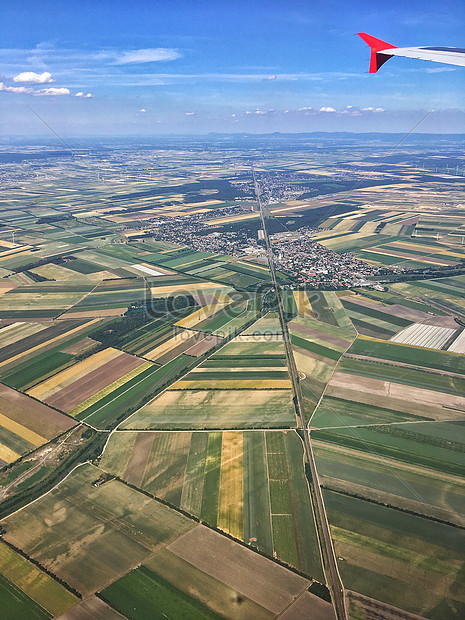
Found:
<box><xmin>121</xmin><ymin>389</ymin><xmax>296</xmax><ymax>429</ymax></box>
<box><xmin>0</xmin><ymin>384</ymin><xmax>75</xmax><ymax>465</ymax></box>
<box><xmin>101</xmin><ymin>430</ymin><xmax>322</xmax><ymax>578</ymax></box>
<box><xmin>0</xmin><ymin>543</ymin><xmax>77</xmax><ymax>617</ymax></box>
<box><xmin>100</xmin><ymin>565</ymin><xmax>222</xmax><ymax>620</ymax></box>
<box><xmin>0</xmin><ymin>463</ymin><xmax>195</xmax><ymax>596</ymax></box>
<box><xmin>323</xmin><ymin>490</ymin><xmax>465</xmax><ymax>618</ymax></box>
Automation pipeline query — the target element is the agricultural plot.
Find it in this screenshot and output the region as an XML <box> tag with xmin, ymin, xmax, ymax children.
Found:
<box><xmin>324</xmin><ymin>490</ymin><xmax>465</xmax><ymax>618</ymax></box>
<box><xmin>289</xmin><ymin>315</ymin><xmax>355</xmax><ymax>422</ymax></box>
<box><xmin>99</xmin><ymin>565</ymin><xmax>222</xmax><ymax>620</ymax></box>
<box><xmin>0</xmin><ymin>384</ymin><xmax>75</xmax><ymax>465</ymax></box>
<box><xmin>341</xmin><ymin>297</ymin><xmax>411</xmax><ymax>337</ymax></box>
<box><xmin>312</xmin><ymin>419</ymin><xmax>465</xmax><ymax>478</ymax></box>
<box><xmin>27</xmin><ymin>347</ymin><xmax>147</xmax><ymax>414</ymax></box>
<box><xmin>101</xmin><ymin>430</ymin><xmax>323</xmax><ymax>578</ymax></box>
<box><xmin>242</xmin><ymin>312</ymin><xmax>282</xmax><ymax>335</ymax></box>
<box><xmin>336</xmin><ymin>357</ymin><xmax>465</xmax><ymax>399</ymax></box>
<box><xmin>0</xmin><ymin>543</ymin><xmax>77</xmax><ymax>618</ymax></box>
<box><xmin>71</xmin><ymin>354</ymin><xmax>194</xmax><ymax>429</ymax></box>
<box><xmin>389</xmin><ymin>278</ymin><xmax>465</xmax><ymax>315</ymax></box>
<box><xmin>172</xmin><ymin>354</ymin><xmax>291</xmax><ymax>390</ymax></box>
<box><xmin>143</xmin><ymin>328</ymin><xmax>223</xmax><ymax>363</ymax></box>
<box><xmin>449</xmin><ymin>329</ymin><xmax>465</xmax><ymax>353</ymax></box>
<box><xmin>347</xmin><ymin>335</ymin><xmax>465</xmax><ymax>374</ymax></box>
<box><xmin>0</xmin><ymin>283</ymin><xmax>93</xmax><ymax>319</ymax></box>
<box><xmin>0</xmin><ymin>463</ymin><xmax>195</xmax><ymax>597</ymax></box>
<box><xmin>313</xmin><ymin>441</ymin><xmax>465</xmax><ymax>526</ymax></box>
<box><xmin>0</xmin><ymin>318</ymin><xmax>104</xmax><ymax>390</ymax></box>
<box><xmin>120</xmin><ymin>388</ymin><xmax>295</xmax><ymax>430</ymax></box>
<box><xmin>70</xmin><ymin>278</ymin><xmax>146</xmax><ymax>311</ymax></box>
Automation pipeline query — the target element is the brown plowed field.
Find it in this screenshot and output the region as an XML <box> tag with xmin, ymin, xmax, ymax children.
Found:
<box><xmin>123</xmin><ymin>432</ymin><xmax>155</xmax><ymax>487</ymax></box>
<box><xmin>0</xmin><ymin>384</ymin><xmax>74</xmax><ymax>439</ymax></box>
<box><xmin>185</xmin><ymin>333</ymin><xmax>223</xmax><ymax>357</ymax></box>
<box><xmin>45</xmin><ymin>353</ymin><xmax>145</xmax><ymax>412</ymax></box>
<box><xmin>0</xmin><ymin>319</ymin><xmax>85</xmax><ymax>363</ymax></box>
<box><xmin>289</xmin><ymin>322</ymin><xmax>350</xmax><ymax>348</ymax></box>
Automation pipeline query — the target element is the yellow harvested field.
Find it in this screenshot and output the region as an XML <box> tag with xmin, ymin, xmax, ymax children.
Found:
<box><xmin>0</xmin><ymin>412</ymin><xmax>46</xmax><ymax>447</ymax></box>
<box><xmin>0</xmin><ymin>318</ymin><xmax>101</xmax><ymax>370</ymax></box>
<box><xmin>144</xmin><ymin>329</ymin><xmax>195</xmax><ymax>360</ymax></box>
<box><xmin>175</xmin><ymin>304</ymin><xmax>224</xmax><ymax>328</ymax></box>
<box><xmin>217</xmin><ymin>431</ymin><xmax>244</xmax><ymax>539</ymax></box>
<box><xmin>69</xmin><ymin>361</ymin><xmax>153</xmax><ymax>417</ymax></box>
<box><xmin>150</xmin><ymin>282</ymin><xmax>222</xmax><ymax>295</ymax></box>
<box><xmin>293</xmin><ymin>291</ymin><xmax>313</xmax><ymax>317</ymax></box>
<box><xmin>0</xmin><ymin>245</ymin><xmax>32</xmax><ymax>258</ymax></box>
<box><xmin>0</xmin><ymin>284</ymin><xmax>16</xmax><ymax>294</ymax></box>
<box><xmin>0</xmin><ymin>249</ymin><xmax>31</xmax><ymax>262</ymax></box>
<box><xmin>0</xmin><ymin>444</ymin><xmax>20</xmax><ymax>464</ymax></box>
<box><xmin>28</xmin><ymin>347</ymin><xmax>121</xmax><ymax>400</ymax></box>
<box><xmin>171</xmin><ymin>379</ymin><xmax>291</xmax><ymax>390</ymax></box>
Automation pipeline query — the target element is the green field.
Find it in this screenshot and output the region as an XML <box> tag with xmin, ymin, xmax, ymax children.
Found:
<box><xmin>348</xmin><ymin>336</ymin><xmax>465</xmax><ymax>374</ymax></box>
<box><xmin>324</xmin><ymin>490</ymin><xmax>465</xmax><ymax>618</ymax></box>
<box><xmin>0</xmin><ymin>543</ymin><xmax>77</xmax><ymax>617</ymax></box>
<box><xmin>337</xmin><ymin>356</ymin><xmax>465</xmax><ymax>397</ymax></box>
<box><xmin>314</xmin><ymin>442</ymin><xmax>465</xmax><ymax>521</ymax></box>
<box><xmin>311</xmin><ymin>395</ymin><xmax>430</xmax><ymax>428</ymax></box>
<box><xmin>100</xmin><ymin>565</ymin><xmax>222</xmax><ymax>620</ymax></box>
<box><xmin>312</xmin><ymin>421</ymin><xmax>465</xmax><ymax>477</ymax></box>
<box><xmin>0</xmin><ymin>574</ymin><xmax>51</xmax><ymax>620</ymax></box>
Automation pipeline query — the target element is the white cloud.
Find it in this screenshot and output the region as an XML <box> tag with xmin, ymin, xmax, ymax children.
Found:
<box><xmin>75</xmin><ymin>91</ymin><xmax>93</xmax><ymax>97</ymax></box>
<box><xmin>263</xmin><ymin>74</ymin><xmax>277</xmax><ymax>81</ymax></box>
<box><xmin>319</xmin><ymin>106</ymin><xmax>336</xmax><ymax>112</ymax></box>
<box><xmin>13</xmin><ymin>71</ymin><xmax>53</xmax><ymax>83</ymax></box>
<box><xmin>185</xmin><ymin>111</ymin><xmax>195</xmax><ymax>115</ymax></box>
<box><xmin>361</xmin><ymin>107</ymin><xmax>385</xmax><ymax>112</ymax></box>
<box><xmin>35</xmin><ymin>87</ymin><xmax>70</xmax><ymax>96</ymax></box>
<box><xmin>115</xmin><ymin>48</ymin><xmax>181</xmax><ymax>64</ymax></box>
<box><xmin>138</xmin><ymin>108</ymin><xmax>147</xmax><ymax>112</ymax></box>
<box><xmin>0</xmin><ymin>82</ymin><xmax>33</xmax><ymax>94</ymax></box>
<box><xmin>0</xmin><ymin>82</ymin><xmax>70</xmax><ymax>96</ymax></box>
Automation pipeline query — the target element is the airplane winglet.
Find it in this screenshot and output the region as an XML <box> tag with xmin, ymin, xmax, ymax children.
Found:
<box><xmin>357</xmin><ymin>32</ymin><xmax>398</xmax><ymax>72</ymax></box>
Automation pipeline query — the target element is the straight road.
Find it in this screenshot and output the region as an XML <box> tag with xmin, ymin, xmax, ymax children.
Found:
<box><xmin>252</xmin><ymin>167</ymin><xmax>347</xmax><ymax>620</ymax></box>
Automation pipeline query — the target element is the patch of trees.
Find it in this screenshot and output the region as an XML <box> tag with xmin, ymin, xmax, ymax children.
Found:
<box><xmin>308</xmin><ymin>581</ymin><xmax>332</xmax><ymax>603</ymax></box>
<box><xmin>381</xmin><ymin>263</ymin><xmax>465</xmax><ymax>283</ymax></box>
<box><xmin>11</xmin><ymin>254</ymin><xmax>73</xmax><ymax>274</ymax></box>
<box><xmin>23</xmin><ymin>270</ymin><xmax>53</xmax><ymax>283</ymax></box>
<box><xmin>36</xmin><ymin>214</ymin><xmax>75</xmax><ymax>224</ymax></box>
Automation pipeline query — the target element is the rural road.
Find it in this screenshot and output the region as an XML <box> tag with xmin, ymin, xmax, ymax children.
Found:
<box><xmin>253</xmin><ymin>166</ymin><xmax>347</xmax><ymax>620</ymax></box>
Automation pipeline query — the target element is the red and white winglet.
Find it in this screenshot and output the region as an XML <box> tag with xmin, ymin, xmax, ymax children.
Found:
<box><xmin>358</xmin><ymin>32</ymin><xmax>465</xmax><ymax>72</ymax></box>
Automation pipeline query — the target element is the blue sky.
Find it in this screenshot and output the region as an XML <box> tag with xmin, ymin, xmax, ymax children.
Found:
<box><xmin>0</xmin><ymin>0</ymin><xmax>463</xmax><ymax>135</ymax></box>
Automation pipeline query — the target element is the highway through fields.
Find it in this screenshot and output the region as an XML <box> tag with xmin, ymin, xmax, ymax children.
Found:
<box><xmin>252</xmin><ymin>166</ymin><xmax>347</xmax><ymax>620</ymax></box>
